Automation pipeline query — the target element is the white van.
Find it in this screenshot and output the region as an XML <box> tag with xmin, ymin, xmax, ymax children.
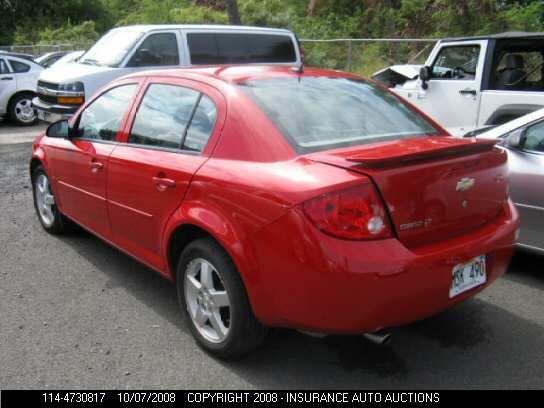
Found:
<box><xmin>33</xmin><ymin>24</ymin><xmax>302</xmax><ymax>122</ymax></box>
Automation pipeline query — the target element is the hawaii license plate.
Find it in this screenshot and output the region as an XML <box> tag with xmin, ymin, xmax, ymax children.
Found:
<box><xmin>449</xmin><ymin>255</ymin><xmax>486</xmax><ymax>298</ymax></box>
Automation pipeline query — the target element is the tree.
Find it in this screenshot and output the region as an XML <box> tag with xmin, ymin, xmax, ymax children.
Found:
<box><xmin>225</xmin><ymin>0</ymin><xmax>241</xmax><ymax>24</ymax></box>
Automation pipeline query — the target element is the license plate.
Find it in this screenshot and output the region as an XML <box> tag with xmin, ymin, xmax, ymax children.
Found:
<box><xmin>449</xmin><ymin>255</ymin><xmax>486</xmax><ymax>298</ymax></box>
<box><xmin>37</xmin><ymin>109</ymin><xmax>49</xmax><ymax>122</ymax></box>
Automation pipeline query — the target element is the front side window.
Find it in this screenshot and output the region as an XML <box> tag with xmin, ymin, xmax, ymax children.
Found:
<box><xmin>431</xmin><ymin>45</ymin><xmax>480</xmax><ymax>80</ymax></box>
<box><xmin>127</xmin><ymin>33</ymin><xmax>179</xmax><ymax>67</ymax></box>
<box><xmin>9</xmin><ymin>60</ymin><xmax>30</xmax><ymax>73</ymax></box>
<box><xmin>187</xmin><ymin>33</ymin><xmax>296</xmax><ymax>65</ymax></box>
<box><xmin>238</xmin><ymin>77</ymin><xmax>438</xmax><ymax>154</ymax></box>
<box><xmin>79</xmin><ymin>29</ymin><xmax>144</xmax><ymax>67</ymax></box>
<box><xmin>75</xmin><ymin>84</ymin><xmax>137</xmax><ymax>141</ymax></box>
<box><xmin>524</xmin><ymin>121</ymin><xmax>544</xmax><ymax>153</ymax></box>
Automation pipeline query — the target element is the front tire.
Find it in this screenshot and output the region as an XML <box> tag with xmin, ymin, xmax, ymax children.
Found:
<box><xmin>32</xmin><ymin>166</ymin><xmax>67</xmax><ymax>234</ymax></box>
<box><xmin>9</xmin><ymin>93</ymin><xmax>37</xmax><ymax>126</ymax></box>
<box><xmin>177</xmin><ymin>238</ymin><xmax>267</xmax><ymax>358</ymax></box>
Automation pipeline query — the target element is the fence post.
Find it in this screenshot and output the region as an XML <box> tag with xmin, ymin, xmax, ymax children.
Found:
<box><xmin>346</xmin><ymin>39</ymin><xmax>353</xmax><ymax>72</ymax></box>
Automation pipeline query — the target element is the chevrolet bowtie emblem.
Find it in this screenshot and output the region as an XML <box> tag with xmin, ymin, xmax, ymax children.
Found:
<box><xmin>456</xmin><ymin>177</ymin><xmax>475</xmax><ymax>192</ymax></box>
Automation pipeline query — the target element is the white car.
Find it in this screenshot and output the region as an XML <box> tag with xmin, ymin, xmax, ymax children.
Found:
<box><xmin>33</xmin><ymin>24</ymin><xmax>302</xmax><ymax>123</ymax></box>
<box><xmin>49</xmin><ymin>50</ymin><xmax>85</xmax><ymax>68</ymax></box>
<box><xmin>374</xmin><ymin>32</ymin><xmax>544</xmax><ymax>136</ymax></box>
<box><xmin>0</xmin><ymin>55</ymin><xmax>42</xmax><ymax>126</ymax></box>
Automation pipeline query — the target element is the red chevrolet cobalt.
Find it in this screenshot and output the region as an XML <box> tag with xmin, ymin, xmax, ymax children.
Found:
<box><xmin>31</xmin><ymin>66</ymin><xmax>519</xmax><ymax>358</ymax></box>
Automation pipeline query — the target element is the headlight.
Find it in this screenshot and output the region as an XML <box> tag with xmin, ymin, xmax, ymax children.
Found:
<box><xmin>58</xmin><ymin>82</ymin><xmax>84</xmax><ymax>93</ymax></box>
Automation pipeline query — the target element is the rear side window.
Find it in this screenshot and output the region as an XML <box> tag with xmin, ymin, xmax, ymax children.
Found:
<box><xmin>238</xmin><ymin>77</ymin><xmax>439</xmax><ymax>154</ymax></box>
<box><xmin>0</xmin><ymin>59</ymin><xmax>9</xmax><ymax>74</ymax></box>
<box><xmin>9</xmin><ymin>59</ymin><xmax>30</xmax><ymax>73</ymax></box>
<box><xmin>187</xmin><ymin>33</ymin><xmax>296</xmax><ymax>64</ymax></box>
<box><xmin>129</xmin><ymin>83</ymin><xmax>217</xmax><ymax>152</ymax></box>
<box><xmin>127</xmin><ymin>33</ymin><xmax>179</xmax><ymax>67</ymax></box>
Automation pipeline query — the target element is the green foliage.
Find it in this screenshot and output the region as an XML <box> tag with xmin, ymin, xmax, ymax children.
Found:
<box><xmin>2</xmin><ymin>0</ymin><xmax>544</xmax><ymax>77</ymax></box>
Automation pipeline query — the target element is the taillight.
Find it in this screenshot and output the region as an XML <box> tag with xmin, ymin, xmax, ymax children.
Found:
<box><xmin>302</xmin><ymin>182</ymin><xmax>392</xmax><ymax>240</ymax></box>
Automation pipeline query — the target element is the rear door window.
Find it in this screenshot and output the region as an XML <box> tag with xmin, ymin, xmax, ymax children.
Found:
<box><xmin>187</xmin><ymin>32</ymin><xmax>296</xmax><ymax>64</ymax></box>
<box><xmin>127</xmin><ymin>32</ymin><xmax>180</xmax><ymax>67</ymax></box>
<box><xmin>0</xmin><ymin>59</ymin><xmax>10</xmax><ymax>74</ymax></box>
<box><xmin>9</xmin><ymin>59</ymin><xmax>30</xmax><ymax>73</ymax></box>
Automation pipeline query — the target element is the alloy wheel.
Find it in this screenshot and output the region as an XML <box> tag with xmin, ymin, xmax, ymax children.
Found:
<box><xmin>184</xmin><ymin>258</ymin><xmax>231</xmax><ymax>343</ymax></box>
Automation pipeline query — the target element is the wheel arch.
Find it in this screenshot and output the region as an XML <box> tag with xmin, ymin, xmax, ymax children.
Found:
<box><xmin>8</xmin><ymin>89</ymin><xmax>36</xmax><ymax>110</ymax></box>
<box><xmin>484</xmin><ymin>104</ymin><xmax>543</xmax><ymax>126</ymax></box>
<box><xmin>163</xmin><ymin>205</ymin><xmax>265</xmax><ymax>318</ymax></box>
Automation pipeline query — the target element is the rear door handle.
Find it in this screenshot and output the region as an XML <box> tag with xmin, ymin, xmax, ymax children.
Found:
<box><xmin>459</xmin><ymin>89</ymin><xmax>477</xmax><ymax>96</ymax></box>
<box><xmin>90</xmin><ymin>161</ymin><xmax>104</xmax><ymax>172</ymax></box>
<box><xmin>153</xmin><ymin>176</ymin><xmax>176</xmax><ymax>191</ymax></box>
<box><xmin>1</xmin><ymin>77</ymin><xmax>13</xmax><ymax>81</ymax></box>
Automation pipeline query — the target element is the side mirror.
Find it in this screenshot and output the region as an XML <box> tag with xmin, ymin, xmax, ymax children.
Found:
<box><xmin>506</xmin><ymin>128</ymin><xmax>525</xmax><ymax>148</ymax></box>
<box><xmin>419</xmin><ymin>66</ymin><xmax>431</xmax><ymax>90</ymax></box>
<box><xmin>46</xmin><ymin>119</ymin><xmax>70</xmax><ymax>138</ymax></box>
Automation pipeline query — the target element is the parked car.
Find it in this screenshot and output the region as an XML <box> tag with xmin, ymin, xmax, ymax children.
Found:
<box><xmin>0</xmin><ymin>55</ymin><xmax>42</xmax><ymax>125</ymax></box>
<box><xmin>471</xmin><ymin>109</ymin><xmax>544</xmax><ymax>254</ymax></box>
<box><xmin>33</xmin><ymin>24</ymin><xmax>302</xmax><ymax>123</ymax></box>
<box><xmin>49</xmin><ymin>50</ymin><xmax>85</xmax><ymax>68</ymax></box>
<box><xmin>34</xmin><ymin>51</ymin><xmax>71</xmax><ymax>68</ymax></box>
<box><xmin>31</xmin><ymin>66</ymin><xmax>519</xmax><ymax>358</ymax></box>
<box><xmin>0</xmin><ymin>50</ymin><xmax>36</xmax><ymax>62</ymax></box>
<box><xmin>372</xmin><ymin>32</ymin><xmax>544</xmax><ymax>136</ymax></box>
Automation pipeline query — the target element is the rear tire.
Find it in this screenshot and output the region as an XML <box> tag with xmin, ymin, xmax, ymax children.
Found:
<box><xmin>8</xmin><ymin>93</ymin><xmax>37</xmax><ymax>126</ymax></box>
<box><xmin>176</xmin><ymin>237</ymin><xmax>267</xmax><ymax>359</ymax></box>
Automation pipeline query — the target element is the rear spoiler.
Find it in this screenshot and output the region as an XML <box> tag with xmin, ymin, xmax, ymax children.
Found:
<box><xmin>345</xmin><ymin>138</ymin><xmax>498</xmax><ymax>168</ymax></box>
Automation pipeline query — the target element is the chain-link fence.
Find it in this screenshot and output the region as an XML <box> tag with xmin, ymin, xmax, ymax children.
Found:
<box><xmin>299</xmin><ymin>38</ymin><xmax>437</xmax><ymax>77</ymax></box>
<box><xmin>0</xmin><ymin>43</ymin><xmax>91</xmax><ymax>56</ymax></box>
<box><xmin>1</xmin><ymin>38</ymin><xmax>437</xmax><ymax>77</ymax></box>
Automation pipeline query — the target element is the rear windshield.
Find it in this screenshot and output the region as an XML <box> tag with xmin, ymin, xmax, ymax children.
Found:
<box><xmin>187</xmin><ymin>33</ymin><xmax>296</xmax><ymax>64</ymax></box>
<box><xmin>237</xmin><ymin>77</ymin><xmax>439</xmax><ymax>153</ymax></box>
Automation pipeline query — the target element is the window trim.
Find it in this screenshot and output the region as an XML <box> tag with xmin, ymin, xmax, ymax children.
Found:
<box><xmin>430</xmin><ymin>44</ymin><xmax>482</xmax><ymax>82</ymax></box>
<box><xmin>72</xmin><ymin>82</ymin><xmax>140</xmax><ymax>143</ymax></box>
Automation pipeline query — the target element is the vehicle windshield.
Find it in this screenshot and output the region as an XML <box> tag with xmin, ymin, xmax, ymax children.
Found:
<box><xmin>237</xmin><ymin>77</ymin><xmax>439</xmax><ymax>153</ymax></box>
<box><xmin>79</xmin><ymin>29</ymin><xmax>144</xmax><ymax>67</ymax></box>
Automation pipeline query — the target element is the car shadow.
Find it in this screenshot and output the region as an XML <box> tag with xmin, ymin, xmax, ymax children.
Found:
<box><xmin>54</xmin><ymin>227</ymin><xmax>544</xmax><ymax>388</ymax></box>
<box><xmin>503</xmin><ymin>250</ymin><xmax>544</xmax><ymax>288</ymax></box>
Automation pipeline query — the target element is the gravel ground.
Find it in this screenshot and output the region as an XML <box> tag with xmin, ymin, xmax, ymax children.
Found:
<box><xmin>0</xmin><ymin>125</ymin><xmax>543</xmax><ymax>389</ymax></box>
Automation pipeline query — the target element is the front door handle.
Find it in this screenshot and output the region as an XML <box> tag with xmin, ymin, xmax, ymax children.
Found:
<box><xmin>459</xmin><ymin>89</ymin><xmax>477</xmax><ymax>96</ymax></box>
<box><xmin>1</xmin><ymin>77</ymin><xmax>13</xmax><ymax>81</ymax></box>
<box><xmin>90</xmin><ymin>161</ymin><xmax>104</xmax><ymax>172</ymax></box>
<box><xmin>153</xmin><ymin>176</ymin><xmax>176</xmax><ymax>191</ymax></box>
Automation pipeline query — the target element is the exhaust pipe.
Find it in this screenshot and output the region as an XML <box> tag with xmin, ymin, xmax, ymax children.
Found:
<box><xmin>363</xmin><ymin>331</ymin><xmax>391</xmax><ymax>345</ymax></box>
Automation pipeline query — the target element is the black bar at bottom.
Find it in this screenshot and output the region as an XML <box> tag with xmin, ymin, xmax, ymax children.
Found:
<box><xmin>1</xmin><ymin>390</ymin><xmax>541</xmax><ymax>407</ymax></box>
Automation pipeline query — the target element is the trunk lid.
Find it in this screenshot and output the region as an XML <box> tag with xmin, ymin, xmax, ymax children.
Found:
<box><xmin>308</xmin><ymin>136</ymin><xmax>509</xmax><ymax>247</ymax></box>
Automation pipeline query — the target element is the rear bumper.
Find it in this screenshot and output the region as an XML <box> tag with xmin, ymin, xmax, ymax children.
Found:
<box><xmin>249</xmin><ymin>199</ymin><xmax>519</xmax><ymax>334</ymax></box>
<box><xmin>32</xmin><ymin>97</ymin><xmax>79</xmax><ymax>122</ymax></box>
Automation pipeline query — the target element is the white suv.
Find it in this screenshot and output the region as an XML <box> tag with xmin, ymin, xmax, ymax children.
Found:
<box><xmin>33</xmin><ymin>24</ymin><xmax>302</xmax><ymax>123</ymax></box>
<box><xmin>0</xmin><ymin>55</ymin><xmax>42</xmax><ymax>126</ymax></box>
<box><xmin>374</xmin><ymin>32</ymin><xmax>544</xmax><ymax>136</ymax></box>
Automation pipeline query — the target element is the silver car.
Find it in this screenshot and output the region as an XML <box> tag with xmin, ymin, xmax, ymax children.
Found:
<box><xmin>477</xmin><ymin>109</ymin><xmax>544</xmax><ymax>254</ymax></box>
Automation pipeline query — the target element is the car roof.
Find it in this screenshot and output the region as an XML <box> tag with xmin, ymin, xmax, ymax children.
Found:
<box><xmin>110</xmin><ymin>24</ymin><xmax>294</xmax><ymax>34</ymax></box>
<box><xmin>478</xmin><ymin>108</ymin><xmax>544</xmax><ymax>140</ymax></box>
<box><xmin>441</xmin><ymin>31</ymin><xmax>544</xmax><ymax>43</ymax></box>
<box><xmin>122</xmin><ymin>65</ymin><xmax>360</xmax><ymax>85</ymax></box>
<box><xmin>0</xmin><ymin>54</ymin><xmax>41</xmax><ymax>67</ymax></box>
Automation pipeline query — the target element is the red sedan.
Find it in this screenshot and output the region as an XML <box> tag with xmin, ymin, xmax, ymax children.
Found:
<box><xmin>31</xmin><ymin>66</ymin><xmax>519</xmax><ymax>358</ymax></box>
